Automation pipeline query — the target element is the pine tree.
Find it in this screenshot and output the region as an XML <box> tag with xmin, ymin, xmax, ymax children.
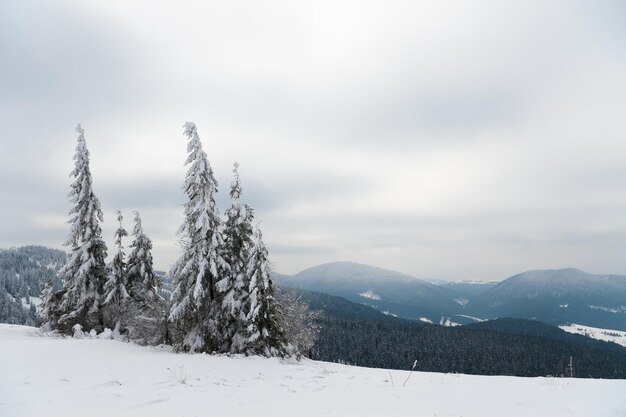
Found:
<box><xmin>169</xmin><ymin>122</ymin><xmax>228</xmax><ymax>352</ymax></box>
<box><xmin>104</xmin><ymin>210</ymin><xmax>129</xmax><ymax>305</ymax></box>
<box><xmin>246</xmin><ymin>227</ymin><xmax>288</xmax><ymax>356</ymax></box>
<box><xmin>219</xmin><ymin>162</ymin><xmax>255</xmax><ymax>353</ymax></box>
<box><xmin>56</xmin><ymin>124</ymin><xmax>108</xmax><ymax>332</ymax></box>
<box><xmin>38</xmin><ymin>278</ymin><xmax>54</xmax><ymax>322</ymax></box>
<box><xmin>126</xmin><ymin>210</ymin><xmax>161</xmax><ymax>300</ymax></box>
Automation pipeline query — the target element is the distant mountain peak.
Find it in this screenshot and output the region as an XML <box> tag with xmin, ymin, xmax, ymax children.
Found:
<box><xmin>275</xmin><ymin>260</ymin><xmax>464</xmax><ymax>322</ymax></box>
<box><xmin>515</xmin><ymin>267</ymin><xmax>587</xmax><ymax>276</ymax></box>
<box><xmin>294</xmin><ymin>261</ymin><xmax>423</xmax><ymax>282</ymax></box>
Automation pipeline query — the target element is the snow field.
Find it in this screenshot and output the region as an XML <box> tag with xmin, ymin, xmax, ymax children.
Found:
<box><xmin>559</xmin><ymin>323</ymin><xmax>626</xmax><ymax>348</ymax></box>
<box><xmin>0</xmin><ymin>324</ymin><xmax>624</xmax><ymax>417</ymax></box>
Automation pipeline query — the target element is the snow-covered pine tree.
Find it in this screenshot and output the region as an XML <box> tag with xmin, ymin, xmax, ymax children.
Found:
<box><xmin>126</xmin><ymin>210</ymin><xmax>161</xmax><ymax>300</ymax></box>
<box><xmin>55</xmin><ymin>124</ymin><xmax>108</xmax><ymax>333</ymax></box>
<box><xmin>219</xmin><ymin>162</ymin><xmax>255</xmax><ymax>353</ymax></box>
<box><xmin>104</xmin><ymin>210</ymin><xmax>129</xmax><ymax>306</ymax></box>
<box><xmin>169</xmin><ymin>122</ymin><xmax>228</xmax><ymax>352</ymax></box>
<box><xmin>245</xmin><ymin>226</ymin><xmax>288</xmax><ymax>356</ymax></box>
<box><xmin>38</xmin><ymin>278</ymin><xmax>54</xmax><ymax>322</ymax></box>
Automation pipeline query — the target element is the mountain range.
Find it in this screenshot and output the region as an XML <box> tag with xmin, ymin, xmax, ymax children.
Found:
<box><xmin>276</xmin><ymin>261</ymin><xmax>626</xmax><ymax>331</ymax></box>
<box><xmin>2</xmin><ymin>247</ymin><xmax>625</xmax><ymax>332</ymax></box>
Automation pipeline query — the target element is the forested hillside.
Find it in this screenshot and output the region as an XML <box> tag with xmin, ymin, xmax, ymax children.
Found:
<box><xmin>293</xmin><ymin>289</ymin><xmax>626</xmax><ymax>379</ymax></box>
<box><xmin>0</xmin><ymin>246</ymin><xmax>65</xmax><ymax>325</ymax></box>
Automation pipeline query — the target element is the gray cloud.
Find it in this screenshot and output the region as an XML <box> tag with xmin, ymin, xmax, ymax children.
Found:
<box><xmin>1</xmin><ymin>1</ymin><xmax>626</xmax><ymax>281</ymax></box>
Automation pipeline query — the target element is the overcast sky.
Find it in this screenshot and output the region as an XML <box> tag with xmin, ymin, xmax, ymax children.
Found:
<box><xmin>1</xmin><ymin>1</ymin><xmax>626</xmax><ymax>281</ymax></box>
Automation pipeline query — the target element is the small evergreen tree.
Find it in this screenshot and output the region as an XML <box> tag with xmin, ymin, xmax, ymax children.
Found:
<box><xmin>38</xmin><ymin>278</ymin><xmax>54</xmax><ymax>322</ymax></box>
<box><xmin>126</xmin><ymin>211</ymin><xmax>160</xmax><ymax>300</ymax></box>
<box><xmin>246</xmin><ymin>227</ymin><xmax>288</xmax><ymax>356</ymax></box>
<box><xmin>169</xmin><ymin>122</ymin><xmax>228</xmax><ymax>352</ymax></box>
<box><xmin>56</xmin><ymin>124</ymin><xmax>108</xmax><ymax>332</ymax></box>
<box><xmin>219</xmin><ymin>162</ymin><xmax>255</xmax><ymax>353</ymax></box>
<box><xmin>104</xmin><ymin>210</ymin><xmax>129</xmax><ymax>305</ymax></box>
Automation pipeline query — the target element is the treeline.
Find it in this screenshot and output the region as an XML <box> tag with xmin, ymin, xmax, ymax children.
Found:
<box><xmin>41</xmin><ymin>123</ymin><xmax>317</xmax><ymax>357</ymax></box>
<box><xmin>295</xmin><ymin>289</ymin><xmax>626</xmax><ymax>379</ymax></box>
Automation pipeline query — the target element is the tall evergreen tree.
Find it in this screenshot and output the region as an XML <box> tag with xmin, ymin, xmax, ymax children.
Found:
<box><xmin>126</xmin><ymin>210</ymin><xmax>160</xmax><ymax>300</ymax></box>
<box><xmin>246</xmin><ymin>227</ymin><xmax>288</xmax><ymax>356</ymax></box>
<box><xmin>104</xmin><ymin>210</ymin><xmax>129</xmax><ymax>305</ymax></box>
<box><xmin>169</xmin><ymin>122</ymin><xmax>227</xmax><ymax>352</ymax></box>
<box><xmin>219</xmin><ymin>162</ymin><xmax>255</xmax><ymax>353</ymax></box>
<box><xmin>56</xmin><ymin>124</ymin><xmax>108</xmax><ymax>331</ymax></box>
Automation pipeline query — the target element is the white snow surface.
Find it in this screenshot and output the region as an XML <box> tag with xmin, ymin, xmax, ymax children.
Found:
<box><xmin>1</xmin><ymin>324</ymin><xmax>625</xmax><ymax>417</ymax></box>
<box><xmin>358</xmin><ymin>289</ymin><xmax>381</xmax><ymax>300</ymax></box>
<box><xmin>439</xmin><ymin>317</ymin><xmax>461</xmax><ymax>327</ymax></box>
<box><xmin>454</xmin><ymin>298</ymin><xmax>469</xmax><ymax>307</ymax></box>
<box><xmin>588</xmin><ymin>305</ymin><xmax>626</xmax><ymax>313</ymax></box>
<box><xmin>559</xmin><ymin>323</ymin><xmax>626</xmax><ymax>348</ymax></box>
<box><xmin>455</xmin><ymin>314</ymin><xmax>486</xmax><ymax>322</ymax></box>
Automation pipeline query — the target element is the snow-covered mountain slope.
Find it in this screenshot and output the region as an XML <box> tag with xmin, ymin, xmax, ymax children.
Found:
<box><xmin>470</xmin><ymin>268</ymin><xmax>626</xmax><ymax>330</ymax></box>
<box><xmin>560</xmin><ymin>323</ymin><xmax>626</xmax><ymax>348</ymax></box>
<box><xmin>1</xmin><ymin>324</ymin><xmax>625</xmax><ymax>417</ymax></box>
<box><xmin>276</xmin><ymin>261</ymin><xmax>463</xmax><ymax>322</ymax></box>
<box><xmin>479</xmin><ymin>268</ymin><xmax>626</xmax><ymax>303</ymax></box>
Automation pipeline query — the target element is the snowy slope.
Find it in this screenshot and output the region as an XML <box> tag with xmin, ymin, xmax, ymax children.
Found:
<box><xmin>277</xmin><ymin>261</ymin><xmax>463</xmax><ymax>322</ymax></box>
<box><xmin>560</xmin><ymin>323</ymin><xmax>626</xmax><ymax>348</ymax></box>
<box><xmin>1</xmin><ymin>324</ymin><xmax>625</xmax><ymax>417</ymax></box>
<box><xmin>469</xmin><ymin>268</ymin><xmax>626</xmax><ymax>330</ymax></box>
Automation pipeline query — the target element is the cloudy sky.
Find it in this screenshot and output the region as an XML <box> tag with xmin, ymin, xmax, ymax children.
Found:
<box><xmin>1</xmin><ymin>1</ymin><xmax>626</xmax><ymax>281</ymax></box>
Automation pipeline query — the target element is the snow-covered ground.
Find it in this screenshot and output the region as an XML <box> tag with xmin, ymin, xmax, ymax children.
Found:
<box><xmin>559</xmin><ymin>323</ymin><xmax>626</xmax><ymax>348</ymax></box>
<box><xmin>439</xmin><ymin>316</ymin><xmax>461</xmax><ymax>327</ymax></box>
<box><xmin>1</xmin><ymin>324</ymin><xmax>624</xmax><ymax>417</ymax></box>
<box><xmin>358</xmin><ymin>289</ymin><xmax>381</xmax><ymax>300</ymax></box>
<box><xmin>455</xmin><ymin>314</ymin><xmax>486</xmax><ymax>322</ymax></box>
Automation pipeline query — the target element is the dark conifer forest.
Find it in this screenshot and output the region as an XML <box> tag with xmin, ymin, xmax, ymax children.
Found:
<box><xmin>296</xmin><ymin>290</ymin><xmax>626</xmax><ymax>379</ymax></box>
